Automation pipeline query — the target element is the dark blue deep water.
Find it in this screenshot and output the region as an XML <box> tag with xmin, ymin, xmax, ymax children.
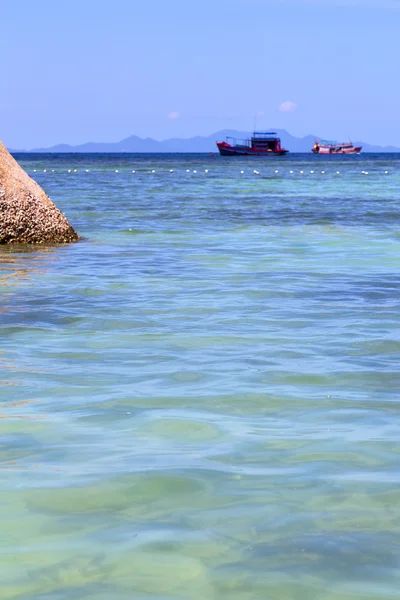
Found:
<box><xmin>1</xmin><ymin>153</ymin><xmax>400</xmax><ymax>599</ymax></box>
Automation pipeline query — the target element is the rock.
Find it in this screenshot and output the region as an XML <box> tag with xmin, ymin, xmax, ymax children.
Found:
<box><xmin>0</xmin><ymin>141</ymin><xmax>78</xmax><ymax>244</ymax></box>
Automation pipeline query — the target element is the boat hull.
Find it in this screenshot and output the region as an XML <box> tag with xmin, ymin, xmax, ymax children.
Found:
<box><xmin>312</xmin><ymin>147</ymin><xmax>362</xmax><ymax>154</ymax></box>
<box><xmin>217</xmin><ymin>143</ymin><xmax>288</xmax><ymax>156</ymax></box>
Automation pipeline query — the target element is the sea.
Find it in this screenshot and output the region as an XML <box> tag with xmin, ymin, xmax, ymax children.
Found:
<box><xmin>1</xmin><ymin>152</ymin><xmax>400</xmax><ymax>600</ymax></box>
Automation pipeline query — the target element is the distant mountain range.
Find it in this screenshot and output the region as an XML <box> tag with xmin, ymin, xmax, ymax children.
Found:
<box><xmin>9</xmin><ymin>129</ymin><xmax>400</xmax><ymax>153</ymax></box>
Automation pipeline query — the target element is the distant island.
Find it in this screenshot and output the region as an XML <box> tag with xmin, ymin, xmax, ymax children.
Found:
<box><xmin>9</xmin><ymin>130</ymin><xmax>400</xmax><ymax>153</ymax></box>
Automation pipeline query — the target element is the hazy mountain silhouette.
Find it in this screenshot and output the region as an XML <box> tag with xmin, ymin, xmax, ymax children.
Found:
<box><xmin>10</xmin><ymin>130</ymin><xmax>400</xmax><ymax>153</ymax></box>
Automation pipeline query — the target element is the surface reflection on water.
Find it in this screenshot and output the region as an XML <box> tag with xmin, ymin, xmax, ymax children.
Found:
<box><xmin>0</xmin><ymin>245</ymin><xmax>59</xmax><ymax>287</ymax></box>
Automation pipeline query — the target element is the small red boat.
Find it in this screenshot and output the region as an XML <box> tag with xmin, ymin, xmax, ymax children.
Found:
<box><xmin>312</xmin><ymin>139</ymin><xmax>362</xmax><ymax>154</ymax></box>
<box><xmin>217</xmin><ymin>132</ymin><xmax>289</xmax><ymax>156</ymax></box>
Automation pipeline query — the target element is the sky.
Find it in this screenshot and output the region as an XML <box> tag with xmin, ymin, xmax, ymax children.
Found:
<box><xmin>1</xmin><ymin>0</ymin><xmax>400</xmax><ymax>148</ymax></box>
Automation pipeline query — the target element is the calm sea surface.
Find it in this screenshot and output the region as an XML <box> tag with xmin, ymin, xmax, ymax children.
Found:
<box><xmin>1</xmin><ymin>153</ymin><xmax>400</xmax><ymax>599</ymax></box>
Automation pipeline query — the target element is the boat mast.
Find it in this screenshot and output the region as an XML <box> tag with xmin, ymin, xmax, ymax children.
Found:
<box><xmin>253</xmin><ymin>113</ymin><xmax>257</xmax><ymax>134</ymax></box>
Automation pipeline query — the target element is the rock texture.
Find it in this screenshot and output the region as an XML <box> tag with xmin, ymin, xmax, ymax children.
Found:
<box><xmin>0</xmin><ymin>141</ymin><xmax>78</xmax><ymax>244</ymax></box>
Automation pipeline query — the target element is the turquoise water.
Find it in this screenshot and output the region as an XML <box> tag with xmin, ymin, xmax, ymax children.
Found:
<box><xmin>1</xmin><ymin>153</ymin><xmax>399</xmax><ymax>599</ymax></box>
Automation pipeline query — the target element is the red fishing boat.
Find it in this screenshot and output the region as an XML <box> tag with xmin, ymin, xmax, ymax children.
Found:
<box><xmin>312</xmin><ymin>139</ymin><xmax>362</xmax><ymax>154</ymax></box>
<box><xmin>217</xmin><ymin>132</ymin><xmax>289</xmax><ymax>156</ymax></box>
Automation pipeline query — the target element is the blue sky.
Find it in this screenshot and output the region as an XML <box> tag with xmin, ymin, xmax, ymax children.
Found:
<box><xmin>2</xmin><ymin>0</ymin><xmax>399</xmax><ymax>148</ymax></box>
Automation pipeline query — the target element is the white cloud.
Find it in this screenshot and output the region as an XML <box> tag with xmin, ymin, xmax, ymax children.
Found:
<box><xmin>168</xmin><ymin>112</ymin><xmax>180</xmax><ymax>120</ymax></box>
<box><xmin>279</xmin><ymin>101</ymin><xmax>297</xmax><ymax>113</ymax></box>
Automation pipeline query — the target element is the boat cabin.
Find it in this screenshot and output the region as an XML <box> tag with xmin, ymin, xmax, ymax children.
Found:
<box><xmin>250</xmin><ymin>132</ymin><xmax>282</xmax><ymax>151</ymax></box>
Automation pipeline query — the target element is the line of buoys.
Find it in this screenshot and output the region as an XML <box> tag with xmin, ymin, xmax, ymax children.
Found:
<box><xmin>36</xmin><ymin>168</ymin><xmax>213</xmax><ymax>174</ymax></box>
<box><xmin>32</xmin><ymin>168</ymin><xmax>394</xmax><ymax>176</ymax></box>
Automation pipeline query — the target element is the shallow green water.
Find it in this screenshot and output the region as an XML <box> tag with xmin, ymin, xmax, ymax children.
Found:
<box><xmin>1</xmin><ymin>153</ymin><xmax>399</xmax><ymax>599</ymax></box>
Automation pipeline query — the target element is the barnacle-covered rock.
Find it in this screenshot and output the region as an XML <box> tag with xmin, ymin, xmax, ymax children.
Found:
<box><xmin>0</xmin><ymin>142</ymin><xmax>78</xmax><ymax>244</ymax></box>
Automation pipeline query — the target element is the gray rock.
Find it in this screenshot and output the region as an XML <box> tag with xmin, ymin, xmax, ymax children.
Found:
<box><xmin>0</xmin><ymin>141</ymin><xmax>78</xmax><ymax>244</ymax></box>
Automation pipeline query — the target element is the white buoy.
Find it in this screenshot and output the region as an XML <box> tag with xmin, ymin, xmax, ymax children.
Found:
<box><xmin>44</xmin><ymin>169</ymin><xmax>47</xmax><ymax>172</ymax></box>
<box><xmin>321</xmin><ymin>171</ymin><xmax>325</xmax><ymax>174</ymax></box>
<box><xmin>290</xmin><ymin>170</ymin><xmax>293</xmax><ymax>174</ymax></box>
<box><xmin>86</xmin><ymin>169</ymin><xmax>89</xmax><ymax>172</ymax></box>
<box><xmin>152</xmin><ymin>170</ymin><xmax>155</xmax><ymax>173</ymax></box>
<box><xmin>300</xmin><ymin>170</ymin><xmax>304</xmax><ymax>174</ymax></box>
<box><xmin>365</xmin><ymin>171</ymin><xmax>368</xmax><ymax>175</ymax></box>
<box><xmin>132</xmin><ymin>170</ymin><xmax>135</xmax><ymax>173</ymax></box>
<box><xmin>68</xmin><ymin>169</ymin><xmax>71</xmax><ymax>173</ymax></box>
<box><xmin>170</xmin><ymin>169</ymin><xmax>174</xmax><ymax>173</ymax></box>
<box><xmin>275</xmin><ymin>170</ymin><xmax>279</xmax><ymax>174</ymax></box>
<box><xmin>205</xmin><ymin>169</ymin><xmax>208</xmax><ymax>173</ymax></box>
<box><xmin>52</xmin><ymin>170</ymin><xmax>55</xmax><ymax>172</ymax></box>
<box><xmin>193</xmin><ymin>170</ymin><xmax>197</xmax><ymax>173</ymax></box>
<box><xmin>115</xmin><ymin>170</ymin><xmax>119</xmax><ymax>173</ymax></box>
<box><xmin>74</xmin><ymin>169</ymin><xmax>78</xmax><ymax>172</ymax></box>
<box><xmin>240</xmin><ymin>170</ymin><xmax>244</xmax><ymax>174</ymax></box>
<box><xmin>385</xmin><ymin>171</ymin><xmax>389</xmax><ymax>174</ymax></box>
<box><xmin>186</xmin><ymin>169</ymin><xmax>190</xmax><ymax>173</ymax></box>
<box><xmin>336</xmin><ymin>171</ymin><xmax>340</xmax><ymax>174</ymax></box>
<box><xmin>310</xmin><ymin>170</ymin><xmax>314</xmax><ymax>174</ymax></box>
<box><xmin>253</xmin><ymin>170</ymin><xmax>259</xmax><ymax>175</ymax></box>
<box><xmin>33</xmin><ymin>169</ymin><xmax>36</xmax><ymax>172</ymax></box>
